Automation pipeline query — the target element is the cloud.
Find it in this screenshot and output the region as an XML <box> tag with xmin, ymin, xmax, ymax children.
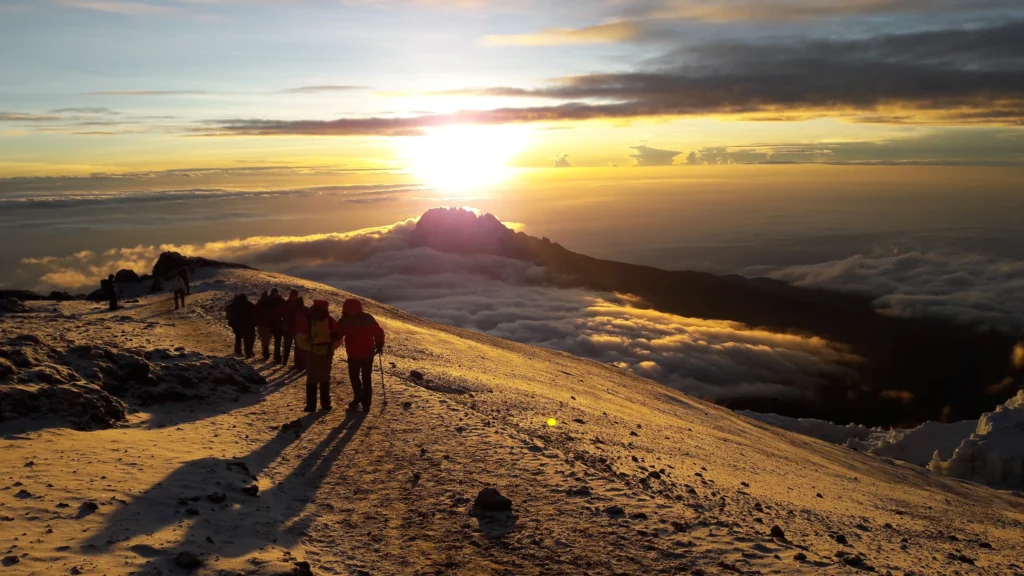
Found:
<box><xmin>423</xmin><ymin>21</ymin><xmax>1024</xmax><ymax>128</ymax></box>
<box><xmin>87</xmin><ymin>90</ymin><xmax>206</xmax><ymax>96</ymax></box>
<box><xmin>481</xmin><ymin>21</ymin><xmax>642</xmax><ymax>46</ymax></box>
<box><xmin>18</xmin><ymin>218</ymin><xmax>858</xmax><ymax>401</ymax></box>
<box><xmin>553</xmin><ymin>154</ymin><xmax>573</xmax><ymax>168</ymax></box>
<box><xmin>276</xmin><ymin>85</ymin><xmax>367</xmax><ymax>94</ymax></box>
<box><xmin>646</xmin><ymin>0</ymin><xmax>1024</xmax><ymax>22</ymax></box>
<box><xmin>56</xmin><ymin>0</ymin><xmax>171</xmax><ymax>15</ymax></box>
<box><xmin>759</xmin><ymin>251</ymin><xmax>1024</xmax><ymax>334</ymax></box>
<box><xmin>629</xmin><ymin>144</ymin><xmax>681</xmax><ymax>166</ymax></box>
<box><xmin>48</xmin><ymin>107</ymin><xmax>120</xmax><ymax>115</ymax></box>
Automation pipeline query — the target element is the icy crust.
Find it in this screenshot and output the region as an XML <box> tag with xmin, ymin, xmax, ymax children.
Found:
<box><xmin>930</xmin><ymin>391</ymin><xmax>1024</xmax><ymax>487</ymax></box>
<box><xmin>0</xmin><ymin>334</ymin><xmax>267</xmax><ymax>430</ymax></box>
<box><xmin>744</xmin><ymin>393</ymin><xmax>1024</xmax><ymax>488</ymax></box>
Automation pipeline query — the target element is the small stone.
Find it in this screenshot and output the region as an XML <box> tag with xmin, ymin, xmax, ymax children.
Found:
<box><xmin>604</xmin><ymin>505</ymin><xmax>626</xmax><ymax>515</ymax></box>
<box><xmin>842</xmin><ymin>555</ymin><xmax>865</xmax><ymax>567</ymax></box>
<box><xmin>174</xmin><ymin>551</ymin><xmax>202</xmax><ymax>570</ymax></box>
<box><xmin>834</xmin><ymin>534</ymin><xmax>848</xmax><ymax>545</ymax></box>
<box><xmin>793</xmin><ymin>552</ymin><xmax>807</xmax><ymax>561</ymax></box>
<box><xmin>770</xmin><ymin>525</ymin><xmax>786</xmax><ymax>539</ymax></box>
<box><xmin>2</xmin><ymin>555</ymin><xmax>19</xmax><ymax>566</ymax></box>
<box><xmin>629</xmin><ymin>430</ymin><xmax>639</xmax><ymax>437</ymax></box>
<box><xmin>242</xmin><ymin>484</ymin><xmax>259</xmax><ymax>497</ymax></box>
<box><xmin>207</xmin><ymin>492</ymin><xmax>226</xmax><ymax>504</ymax></box>
<box><xmin>13</xmin><ymin>490</ymin><xmax>32</xmax><ymax>499</ymax></box>
<box><xmin>294</xmin><ymin>561</ymin><xmax>313</xmax><ymax>576</ymax></box>
<box><xmin>647</xmin><ymin>471</ymin><xmax>662</xmax><ymax>480</ymax></box>
<box><xmin>410</xmin><ymin>370</ymin><xmax>424</xmax><ymax>380</ymax></box>
<box><xmin>979</xmin><ymin>542</ymin><xmax>993</xmax><ymax>549</ymax></box>
<box><xmin>472</xmin><ymin>488</ymin><xmax>512</xmax><ymax>512</ymax></box>
<box><xmin>816</xmin><ymin>493</ymin><xmax>823</xmax><ymax>498</ymax></box>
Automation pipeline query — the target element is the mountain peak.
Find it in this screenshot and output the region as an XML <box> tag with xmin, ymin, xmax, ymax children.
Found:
<box><xmin>413</xmin><ymin>207</ymin><xmax>515</xmax><ymax>255</ymax></box>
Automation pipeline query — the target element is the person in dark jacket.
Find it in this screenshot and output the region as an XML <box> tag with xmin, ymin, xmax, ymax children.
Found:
<box><xmin>291</xmin><ymin>296</ymin><xmax>308</xmax><ymax>371</ymax></box>
<box><xmin>281</xmin><ymin>289</ymin><xmax>300</xmax><ymax>368</ymax></box>
<box><xmin>337</xmin><ymin>298</ymin><xmax>385</xmax><ymax>412</ymax></box>
<box><xmin>225</xmin><ymin>293</ymin><xmax>256</xmax><ymax>357</ymax></box>
<box><xmin>266</xmin><ymin>288</ymin><xmax>286</xmax><ymax>364</ymax></box>
<box><xmin>101</xmin><ymin>274</ymin><xmax>118</xmax><ymax>311</ymax></box>
<box><xmin>255</xmin><ymin>291</ymin><xmax>272</xmax><ymax>360</ymax></box>
<box><xmin>295</xmin><ymin>300</ymin><xmax>342</xmax><ymax>411</ymax></box>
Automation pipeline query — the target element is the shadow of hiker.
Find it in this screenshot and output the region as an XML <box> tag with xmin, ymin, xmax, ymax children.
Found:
<box><xmin>80</xmin><ymin>410</ymin><xmax>367</xmax><ymax>570</ymax></box>
<box><xmin>138</xmin><ymin>365</ymin><xmax>305</xmax><ymax>430</ymax></box>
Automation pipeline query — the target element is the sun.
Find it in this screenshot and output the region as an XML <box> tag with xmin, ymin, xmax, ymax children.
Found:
<box><xmin>396</xmin><ymin>125</ymin><xmax>530</xmax><ymax>194</ymax></box>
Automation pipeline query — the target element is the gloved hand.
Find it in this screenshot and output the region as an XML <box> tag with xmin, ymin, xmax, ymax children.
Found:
<box><xmin>375</xmin><ymin>343</ymin><xmax>384</xmax><ymax>356</ymax></box>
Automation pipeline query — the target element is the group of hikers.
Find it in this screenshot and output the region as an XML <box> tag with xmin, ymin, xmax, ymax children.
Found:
<box><xmin>225</xmin><ymin>290</ymin><xmax>386</xmax><ymax>413</ymax></box>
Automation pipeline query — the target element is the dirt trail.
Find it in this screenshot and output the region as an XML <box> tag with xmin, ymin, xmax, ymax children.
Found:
<box><xmin>2</xmin><ymin>269</ymin><xmax>1023</xmax><ymax>575</ymax></box>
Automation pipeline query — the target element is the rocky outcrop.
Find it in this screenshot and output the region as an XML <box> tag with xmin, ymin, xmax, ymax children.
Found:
<box><xmin>0</xmin><ymin>335</ymin><xmax>267</xmax><ymax>430</ymax></box>
<box><xmin>151</xmin><ymin>251</ymin><xmax>250</xmax><ymax>280</ymax></box>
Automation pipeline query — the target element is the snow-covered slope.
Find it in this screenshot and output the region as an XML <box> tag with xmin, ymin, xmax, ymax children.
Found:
<box><xmin>2</xmin><ymin>268</ymin><xmax>1023</xmax><ymax>575</ymax></box>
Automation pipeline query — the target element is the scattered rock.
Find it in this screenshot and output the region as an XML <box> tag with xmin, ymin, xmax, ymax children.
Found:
<box><xmin>573</xmin><ymin>418</ymin><xmax>586</xmax><ymax>424</ymax></box>
<box><xmin>207</xmin><ymin>492</ymin><xmax>226</xmax><ymax>504</ymax></box>
<box><xmin>948</xmin><ymin>552</ymin><xmax>975</xmax><ymax>565</ymax></box>
<box><xmin>14</xmin><ymin>489</ymin><xmax>33</xmax><ymax>499</ymax></box>
<box><xmin>568</xmin><ymin>486</ymin><xmax>592</xmax><ymax>497</ymax></box>
<box><xmin>647</xmin><ymin>471</ymin><xmax>662</xmax><ymax>480</ymax></box>
<box><xmin>294</xmin><ymin>561</ymin><xmax>313</xmax><ymax>576</ymax></box>
<box><xmin>629</xmin><ymin>430</ymin><xmax>640</xmax><ymax>437</ymax></box>
<box><xmin>410</xmin><ymin>370</ymin><xmax>424</xmax><ymax>381</ymax></box>
<box><xmin>2</xmin><ymin>555</ymin><xmax>19</xmax><ymax>566</ymax></box>
<box><xmin>604</xmin><ymin>505</ymin><xmax>626</xmax><ymax>516</ymax></box>
<box><xmin>793</xmin><ymin>552</ymin><xmax>807</xmax><ymax>562</ymax></box>
<box><xmin>834</xmin><ymin>534</ymin><xmax>848</xmax><ymax>545</ymax></box>
<box><xmin>242</xmin><ymin>484</ymin><xmax>260</xmax><ymax>497</ymax></box>
<box><xmin>472</xmin><ymin>488</ymin><xmax>512</xmax><ymax>512</ymax></box>
<box><xmin>979</xmin><ymin>541</ymin><xmax>993</xmax><ymax>549</ymax></box>
<box><xmin>842</xmin><ymin>555</ymin><xmax>867</xmax><ymax>568</ymax></box>
<box><xmin>770</xmin><ymin>525</ymin><xmax>786</xmax><ymax>539</ymax></box>
<box><xmin>402</xmin><ymin>401</ymin><xmax>413</xmax><ymax>410</ymax></box>
<box><xmin>174</xmin><ymin>551</ymin><xmax>203</xmax><ymax>570</ymax></box>
<box><xmin>76</xmin><ymin>501</ymin><xmax>99</xmax><ymax>518</ymax></box>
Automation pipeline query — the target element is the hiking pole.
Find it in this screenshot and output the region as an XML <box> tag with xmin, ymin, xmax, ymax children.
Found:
<box><xmin>378</xmin><ymin>350</ymin><xmax>387</xmax><ymax>405</ymax></box>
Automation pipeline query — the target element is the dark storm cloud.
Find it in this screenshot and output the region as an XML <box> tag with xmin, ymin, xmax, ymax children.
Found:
<box><xmin>202</xmin><ymin>21</ymin><xmax>1024</xmax><ymax>135</ymax></box>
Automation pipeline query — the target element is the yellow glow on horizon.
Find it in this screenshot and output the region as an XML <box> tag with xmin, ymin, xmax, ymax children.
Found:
<box><xmin>395</xmin><ymin>125</ymin><xmax>531</xmax><ymax>194</ymax></box>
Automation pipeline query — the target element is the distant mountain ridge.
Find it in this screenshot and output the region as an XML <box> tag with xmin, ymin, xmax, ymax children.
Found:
<box><xmin>408</xmin><ymin>208</ymin><xmax>1022</xmax><ymax>426</ymax></box>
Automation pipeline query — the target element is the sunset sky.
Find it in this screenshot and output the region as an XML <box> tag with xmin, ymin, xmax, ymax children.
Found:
<box><xmin>1</xmin><ymin>0</ymin><xmax>1023</xmax><ymax>181</ymax></box>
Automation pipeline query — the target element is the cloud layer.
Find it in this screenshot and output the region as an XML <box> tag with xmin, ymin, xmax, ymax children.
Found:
<box><xmin>18</xmin><ymin>220</ymin><xmax>858</xmax><ymax>402</ymax></box>
<box><xmin>761</xmin><ymin>251</ymin><xmax>1024</xmax><ymax>333</ymax></box>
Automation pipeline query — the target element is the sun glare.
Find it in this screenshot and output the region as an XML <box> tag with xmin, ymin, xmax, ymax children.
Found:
<box><xmin>397</xmin><ymin>125</ymin><xmax>530</xmax><ymax>194</ymax></box>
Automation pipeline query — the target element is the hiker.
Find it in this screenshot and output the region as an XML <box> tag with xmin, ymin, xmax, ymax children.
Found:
<box><xmin>337</xmin><ymin>298</ymin><xmax>385</xmax><ymax>412</ymax></box>
<box><xmin>295</xmin><ymin>300</ymin><xmax>342</xmax><ymax>412</ymax></box>
<box><xmin>172</xmin><ymin>270</ymin><xmax>187</xmax><ymax>310</ymax></box>
<box><xmin>225</xmin><ymin>293</ymin><xmax>256</xmax><ymax>357</ymax></box>
<box><xmin>266</xmin><ymin>288</ymin><xmax>286</xmax><ymax>364</ymax></box>
<box><xmin>255</xmin><ymin>291</ymin><xmax>272</xmax><ymax>360</ymax></box>
<box><xmin>179</xmin><ymin>268</ymin><xmax>190</xmax><ymax>295</ymax></box>
<box><xmin>280</xmin><ymin>289</ymin><xmax>300</xmax><ymax>368</ymax></box>
<box><xmin>100</xmin><ymin>274</ymin><xmax>118</xmax><ymax>311</ymax></box>
<box><xmin>291</xmin><ymin>296</ymin><xmax>309</xmax><ymax>371</ymax></box>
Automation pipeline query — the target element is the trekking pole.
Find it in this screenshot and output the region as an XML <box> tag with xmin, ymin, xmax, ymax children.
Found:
<box><xmin>378</xmin><ymin>350</ymin><xmax>387</xmax><ymax>405</ymax></box>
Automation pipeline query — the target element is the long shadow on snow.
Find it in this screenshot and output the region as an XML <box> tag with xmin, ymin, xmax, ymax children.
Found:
<box><xmin>80</xmin><ymin>410</ymin><xmax>366</xmax><ymax>563</ymax></box>
<box><xmin>138</xmin><ymin>365</ymin><xmax>305</xmax><ymax>430</ymax></box>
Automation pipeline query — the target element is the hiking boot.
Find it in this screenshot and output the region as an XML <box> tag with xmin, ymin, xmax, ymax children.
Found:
<box><xmin>303</xmin><ymin>405</ymin><xmax>316</xmax><ymax>413</ymax></box>
<box><xmin>321</xmin><ymin>405</ymin><xmax>332</xmax><ymax>412</ymax></box>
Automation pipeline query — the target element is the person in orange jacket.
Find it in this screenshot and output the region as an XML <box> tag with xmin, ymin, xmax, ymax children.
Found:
<box><xmin>295</xmin><ymin>300</ymin><xmax>342</xmax><ymax>411</ymax></box>
<box><xmin>336</xmin><ymin>298</ymin><xmax>385</xmax><ymax>412</ymax></box>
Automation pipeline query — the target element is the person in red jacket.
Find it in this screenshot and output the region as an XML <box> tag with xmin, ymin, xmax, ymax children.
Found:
<box><xmin>295</xmin><ymin>300</ymin><xmax>342</xmax><ymax>411</ymax></box>
<box><xmin>337</xmin><ymin>298</ymin><xmax>385</xmax><ymax>412</ymax></box>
